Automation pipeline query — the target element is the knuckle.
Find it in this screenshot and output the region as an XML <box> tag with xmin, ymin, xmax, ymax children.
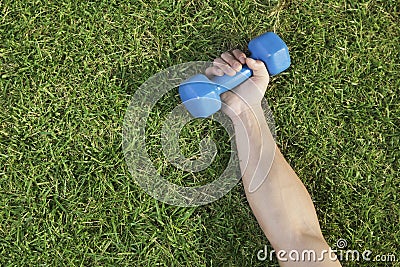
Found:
<box><xmin>234</xmin><ymin>49</ymin><xmax>244</xmax><ymax>55</ymax></box>
<box><xmin>221</xmin><ymin>53</ymin><xmax>232</xmax><ymax>61</ymax></box>
<box><xmin>254</xmin><ymin>61</ymin><xmax>266</xmax><ymax>69</ymax></box>
<box><xmin>211</xmin><ymin>67</ymin><xmax>219</xmax><ymax>72</ymax></box>
<box><xmin>213</xmin><ymin>58</ymin><xmax>223</xmax><ymax>66</ymax></box>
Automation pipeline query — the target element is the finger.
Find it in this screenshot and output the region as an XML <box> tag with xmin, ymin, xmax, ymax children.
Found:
<box><xmin>232</xmin><ymin>49</ymin><xmax>247</xmax><ymax>64</ymax></box>
<box><xmin>213</xmin><ymin>57</ymin><xmax>236</xmax><ymax>76</ymax></box>
<box><xmin>220</xmin><ymin>52</ymin><xmax>242</xmax><ymax>72</ymax></box>
<box><xmin>205</xmin><ymin>66</ymin><xmax>224</xmax><ymax>77</ymax></box>
<box><xmin>246</xmin><ymin>58</ymin><xmax>269</xmax><ymax>79</ymax></box>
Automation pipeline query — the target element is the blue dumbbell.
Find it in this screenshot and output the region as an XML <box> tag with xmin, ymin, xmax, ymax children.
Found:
<box><xmin>179</xmin><ymin>32</ymin><xmax>290</xmax><ymax>118</ymax></box>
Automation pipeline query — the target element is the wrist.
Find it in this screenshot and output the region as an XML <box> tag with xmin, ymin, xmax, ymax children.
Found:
<box><xmin>228</xmin><ymin>104</ymin><xmax>264</xmax><ymax>124</ymax></box>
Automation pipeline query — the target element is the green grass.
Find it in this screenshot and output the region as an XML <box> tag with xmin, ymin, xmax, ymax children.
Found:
<box><xmin>1</xmin><ymin>0</ymin><xmax>399</xmax><ymax>266</ymax></box>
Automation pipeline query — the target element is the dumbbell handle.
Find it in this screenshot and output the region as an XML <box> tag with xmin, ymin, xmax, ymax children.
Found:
<box><xmin>211</xmin><ymin>66</ymin><xmax>253</xmax><ymax>95</ymax></box>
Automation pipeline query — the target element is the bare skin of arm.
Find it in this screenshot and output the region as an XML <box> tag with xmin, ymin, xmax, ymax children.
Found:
<box><xmin>205</xmin><ymin>50</ymin><xmax>341</xmax><ymax>266</ymax></box>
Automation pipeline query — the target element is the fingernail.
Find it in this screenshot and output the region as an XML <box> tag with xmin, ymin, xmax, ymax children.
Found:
<box><xmin>239</xmin><ymin>56</ymin><xmax>246</xmax><ymax>64</ymax></box>
<box><xmin>233</xmin><ymin>62</ymin><xmax>242</xmax><ymax>71</ymax></box>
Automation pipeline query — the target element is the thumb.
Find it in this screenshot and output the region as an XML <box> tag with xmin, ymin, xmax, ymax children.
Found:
<box><xmin>246</xmin><ymin>58</ymin><xmax>269</xmax><ymax>79</ymax></box>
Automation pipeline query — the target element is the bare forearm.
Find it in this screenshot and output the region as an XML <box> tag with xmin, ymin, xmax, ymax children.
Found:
<box><xmin>230</xmin><ymin>105</ymin><xmax>276</xmax><ymax>191</ymax></box>
<box><xmin>230</xmin><ymin>105</ymin><xmax>341</xmax><ymax>266</ymax></box>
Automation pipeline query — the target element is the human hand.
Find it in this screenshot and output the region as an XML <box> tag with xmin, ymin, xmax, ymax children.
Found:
<box><xmin>205</xmin><ymin>49</ymin><xmax>270</xmax><ymax>118</ymax></box>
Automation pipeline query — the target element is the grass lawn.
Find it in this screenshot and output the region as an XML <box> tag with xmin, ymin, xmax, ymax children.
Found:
<box><xmin>1</xmin><ymin>0</ymin><xmax>399</xmax><ymax>266</ymax></box>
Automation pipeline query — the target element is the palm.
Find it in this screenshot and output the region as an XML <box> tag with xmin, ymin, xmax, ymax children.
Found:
<box><xmin>220</xmin><ymin>76</ymin><xmax>269</xmax><ymax>117</ymax></box>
